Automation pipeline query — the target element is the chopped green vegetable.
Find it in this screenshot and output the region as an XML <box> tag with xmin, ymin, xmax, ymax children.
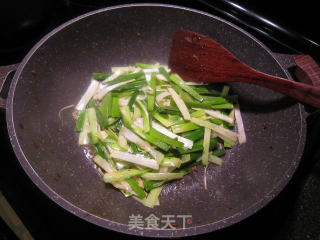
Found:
<box><xmin>128</xmin><ymin>90</ymin><xmax>141</xmax><ymax>111</ymax></box>
<box><xmin>185</xmin><ymin>127</ymin><xmax>205</xmax><ymax>141</ymax></box>
<box><xmin>141</xmin><ymin>172</ymin><xmax>184</xmax><ymax>181</ymax></box>
<box><xmin>120</xmin><ymin>106</ymin><xmax>133</xmax><ymax>128</ymax></box>
<box><xmin>202</xmin><ymin>128</ymin><xmax>211</xmax><ymax>166</ymax></box>
<box><xmin>171</xmin><ymin>122</ymin><xmax>200</xmax><ymax>134</ymax></box>
<box><xmin>135</xmin><ymin>100</ymin><xmax>150</xmax><ymax>132</ymax></box>
<box><xmin>213</xmin><ymin>149</ymin><xmax>226</xmax><ymax>157</ymax></box>
<box><xmin>92</xmin><ymin>73</ymin><xmax>110</xmax><ymax>80</ymax></box>
<box><xmin>176</xmin><ymin>138</ymin><xmax>217</xmax><ymax>155</ymax></box>
<box><xmin>75</xmin><ymin>110</ymin><xmax>87</xmax><ymax>132</ymax></box>
<box><xmin>147</xmin><ymin>74</ymin><xmax>156</xmax><ymax>111</ymax></box>
<box><xmin>134</xmin><ymin>186</ymin><xmax>163</xmax><ymax>208</ymax></box>
<box><xmin>103</xmin><ymin>70</ymin><xmax>144</xmax><ymax>86</ymax></box>
<box><xmin>168</xmin><ymin>87</ymin><xmax>190</xmax><ymax>120</ymax></box>
<box><xmin>111</xmin><ymin>96</ymin><xmax>121</xmax><ymax>117</ymax></box>
<box><xmin>143</xmin><ymin>180</ymin><xmax>163</xmax><ymax>192</ymax></box>
<box><xmin>103</xmin><ymin>169</ymin><xmax>149</xmax><ymax>183</ymax></box>
<box><xmin>88</xmin><ymin>100</ymin><xmax>108</xmax><ymax>129</ymax></box>
<box><xmin>100</xmin><ymin>93</ymin><xmax>112</xmax><ymax>120</ymax></box>
<box><xmin>127</xmin><ymin>178</ymin><xmax>146</xmax><ymax>199</ymax></box>
<box><xmin>76</xmin><ymin>62</ymin><xmax>246</xmax><ymax>208</ymax></box>
<box><xmin>169</xmin><ymin>74</ymin><xmax>204</xmax><ymax>102</ymax></box>
<box><xmin>149</xmin><ymin>128</ymin><xmax>184</xmax><ymax>148</ymax></box>
<box><xmin>87</xmin><ymin>107</ymin><xmax>98</xmax><ymax>144</ymax></box>
<box><xmin>135</xmin><ymin>62</ymin><xmax>164</xmax><ymax>69</ymax></box>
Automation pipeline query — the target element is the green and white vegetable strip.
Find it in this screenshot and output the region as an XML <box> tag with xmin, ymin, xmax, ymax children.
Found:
<box><xmin>75</xmin><ymin>62</ymin><xmax>246</xmax><ymax>208</ymax></box>
<box><xmin>168</xmin><ymin>87</ymin><xmax>191</xmax><ymax>120</ymax></box>
<box><xmin>110</xmin><ymin>150</ymin><xmax>159</xmax><ymax>170</ymax></box>
<box><xmin>76</xmin><ymin>80</ymin><xmax>99</xmax><ymax>111</ymax></box>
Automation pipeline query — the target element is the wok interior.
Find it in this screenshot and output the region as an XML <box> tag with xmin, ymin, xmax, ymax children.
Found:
<box><xmin>11</xmin><ymin>6</ymin><xmax>304</xmax><ymax>231</ymax></box>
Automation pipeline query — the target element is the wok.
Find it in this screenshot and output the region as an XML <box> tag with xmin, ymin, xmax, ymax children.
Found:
<box><xmin>0</xmin><ymin>4</ymin><xmax>307</xmax><ymax>238</ymax></box>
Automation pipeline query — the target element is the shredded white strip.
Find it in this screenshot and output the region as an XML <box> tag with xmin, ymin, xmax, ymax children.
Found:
<box><xmin>115</xmin><ymin>161</ymin><xmax>127</xmax><ymax>169</ymax></box>
<box><xmin>168</xmin><ymin>87</ymin><xmax>190</xmax><ymax>120</ymax></box>
<box><xmin>96</xmin><ymin>79</ymin><xmax>135</xmax><ymax>99</ymax></box>
<box><xmin>143</xmin><ymin>69</ymin><xmax>160</xmax><ymax>73</ymax></box>
<box><xmin>110</xmin><ymin>150</ymin><xmax>159</xmax><ymax>170</ymax></box>
<box><xmin>194</xmin><ymin>108</ymin><xmax>234</xmax><ymax>124</ymax></box>
<box><xmin>151</xmin><ymin>121</ymin><xmax>193</xmax><ymax>149</ymax></box>
<box><xmin>145</xmin><ymin>73</ymin><xmax>151</xmax><ymax>82</ymax></box>
<box><xmin>204</xmin><ymin>166</ymin><xmax>208</xmax><ymax>190</ymax></box>
<box><xmin>155</xmin><ymin>74</ymin><xmax>167</xmax><ymax>81</ymax></box>
<box><xmin>234</xmin><ymin>103</ymin><xmax>246</xmax><ymax>144</ymax></box>
<box><xmin>76</xmin><ymin>80</ymin><xmax>99</xmax><ymax>111</ymax></box>
<box><xmin>156</xmin><ymin>91</ymin><xmax>170</xmax><ymax>104</ymax></box>
<box><xmin>118</xmin><ymin>97</ymin><xmax>130</xmax><ymax>107</ymax></box>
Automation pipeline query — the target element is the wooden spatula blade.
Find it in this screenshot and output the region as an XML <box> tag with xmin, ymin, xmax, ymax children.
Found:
<box><xmin>169</xmin><ymin>30</ymin><xmax>320</xmax><ymax>108</ymax></box>
<box><xmin>169</xmin><ymin>30</ymin><xmax>251</xmax><ymax>83</ymax></box>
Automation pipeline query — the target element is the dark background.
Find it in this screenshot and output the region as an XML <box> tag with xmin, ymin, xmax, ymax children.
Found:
<box><xmin>1</xmin><ymin>1</ymin><xmax>319</xmax><ymax>239</ymax></box>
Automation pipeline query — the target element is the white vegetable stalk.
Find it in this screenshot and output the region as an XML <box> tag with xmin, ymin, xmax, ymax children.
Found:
<box><xmin>110</xmin><ymin>150</ymin><xmax>159</xmax><ymax>170</ymax></box>
<box><xmin>143</xmin><ymin>68</ymin><xmax>160</xmax><ymax>73</ymax></box>
<box><xmin>204</xmin><ymin>166</ymin><xmax>208</xmax><ymax>190</ymax></box>
<box><xmin>118</xmin><ymin>97</ymin><xmax>130</xmax><ymax>107</ymax></box>
<box><xmin>151</xmin><ymin>121</ymin><xmax>193</xmax><ymax>149</ymax></box>
<box><xmin>76</xmin><ymin>80</ymin><xmax>99</xmax><ymax>111</ymax></box>
<box><xmin>118</xmin><ymin>128</ymin><xmax>129</xmax><ymax>150</ymax></box>
<box><xmin>195</xmin><ymin>108</ymin><xmax>234</xmax><ymax>124</ymax></box>
<box><xmin>96</xmin><ymin>79</ymin><xmax>135</xmax><ymax>100</ymax></box>
<box><xmin>155</xmin><ymin>91</ymin><xmax>170</xmax><ymax>104</ymax></box>
<box><xmin>234</xmin><ymin>104</ymin><xmax>246</xmax><ymax>144</ymax></box>
<box><xmin>155</xmin><ymin>74</ymin><xmax>167</xmax><ymax>81</ymax></box>
<box><xmin>168</xmin><ymin>87</ymin><xmax>190</xmax><ymax>120</ymax></box>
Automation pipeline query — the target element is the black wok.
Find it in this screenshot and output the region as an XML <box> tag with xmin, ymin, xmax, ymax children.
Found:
<box><xmin>0</xmin><ymin>4</ymin><xmax>307</xmax><ymax>238</ymax></box>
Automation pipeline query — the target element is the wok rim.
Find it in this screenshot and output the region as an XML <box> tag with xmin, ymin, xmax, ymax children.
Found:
<box><xmin>6</xmin><ymin>3</ymin><xmax>307</xmax><ymax>238</ymax></box>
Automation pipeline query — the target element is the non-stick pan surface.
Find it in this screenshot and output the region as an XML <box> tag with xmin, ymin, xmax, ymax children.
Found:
<box><xmin>6</xmin><ymin>4</ymin><xmax>306</xmax><ymax>238</ymax></box>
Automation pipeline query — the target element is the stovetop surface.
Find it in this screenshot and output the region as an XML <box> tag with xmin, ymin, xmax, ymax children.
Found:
<box><xmin>0</xmin><ymin>1</ymin><xmax>319</xmax><ymax>239</ymax></box>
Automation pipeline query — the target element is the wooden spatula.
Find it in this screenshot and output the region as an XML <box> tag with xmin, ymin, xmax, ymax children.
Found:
<box><xmin>169</xmin><ymin>30</ymin><xmax>320</xmax><ymax>108</ymax></box>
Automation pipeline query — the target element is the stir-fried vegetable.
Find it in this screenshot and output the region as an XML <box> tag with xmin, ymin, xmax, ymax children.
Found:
<box><xmin>75</xmin><ymin>62</ymin><xmax>246</xmax><ymax>208</ymax></box>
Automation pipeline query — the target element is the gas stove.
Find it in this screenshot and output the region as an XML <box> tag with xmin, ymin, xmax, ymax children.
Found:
<box><xmin>0</xmin><ymin>1</ymin><xmax>319</xmax><ymax>239</ymax></box>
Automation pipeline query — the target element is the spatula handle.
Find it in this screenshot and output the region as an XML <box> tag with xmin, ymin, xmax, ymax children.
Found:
<box><xmin>254</xmin><ymin>72</ymin><xmax>320</xmax><ymax>108</ymax></box>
